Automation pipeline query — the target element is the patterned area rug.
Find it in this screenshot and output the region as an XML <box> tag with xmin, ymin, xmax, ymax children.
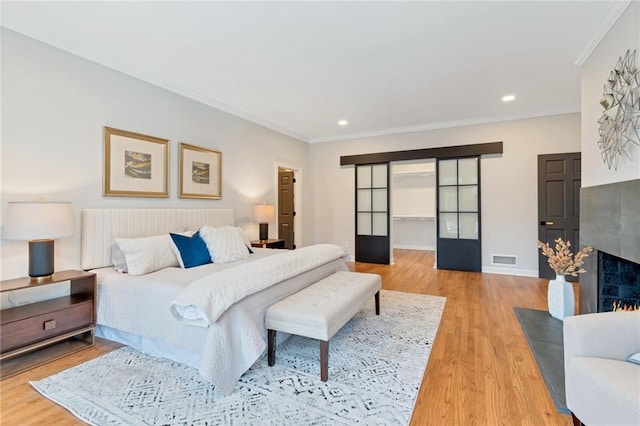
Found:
<box><xmin>31</xmin><ymin>290</ymin><xmax>445</xmax><ymax>425</ymax></box>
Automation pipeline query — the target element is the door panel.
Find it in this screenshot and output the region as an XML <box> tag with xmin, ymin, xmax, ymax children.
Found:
<box><xmin>537</xmin><ymin>153</ymin><xmax>581</xmax><ymax>279</ymax></box>
<box><xmin>355</xmin><ymin>164</ymin><xmax>390</xmax><ymax>264</ymax></box>
<box><xmin>436</xmin><ymin>157</ymin><xmax>481</xmax><ymax>272</ymax></box>
<box><xmin>278</xmin><ymin>169</ymin><xmax>295</xmax><ymax>249</ymax></box>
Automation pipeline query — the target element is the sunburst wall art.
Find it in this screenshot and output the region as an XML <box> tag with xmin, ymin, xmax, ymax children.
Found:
<box><xmin>597</xmin><ymin>49</ymin><xmax>640</xmax><ymax>170</ymax></box>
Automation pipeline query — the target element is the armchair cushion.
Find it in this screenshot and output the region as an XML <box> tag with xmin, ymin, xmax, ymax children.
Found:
<box><xmin>564</xmin><ymin>311</ymin><xmax>640</xmax><ymax>426</ymax></box>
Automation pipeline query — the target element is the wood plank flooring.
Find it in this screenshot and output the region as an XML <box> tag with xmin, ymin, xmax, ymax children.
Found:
<box><xmin>0</xmin><ymin>250</ymin><xmax>572</xmax><ymax>425</ymax></box>
<box><xmin>352</xmin><ymin>250</ymin><xmax>572</xmax><ymax>426</ymax></box>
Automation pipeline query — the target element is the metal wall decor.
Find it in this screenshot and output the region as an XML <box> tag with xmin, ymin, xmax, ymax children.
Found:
<box><xmin>597</xmin><ymin>49</ymin><xmax>640</xmax><ymax>170</ymax></box>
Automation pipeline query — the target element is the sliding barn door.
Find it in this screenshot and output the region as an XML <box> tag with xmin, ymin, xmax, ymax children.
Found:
<box><xmin>436</xmin><ymin>157</ymin><xmax>481</xmax><ymax>272</ymax></box>
<box><xmin>355</xmin><ymin>163</ymin><xmax>390</xmax><ymax>264</ymax></box>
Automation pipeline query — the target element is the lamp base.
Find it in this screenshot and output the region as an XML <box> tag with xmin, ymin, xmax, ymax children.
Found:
<box><xmin>259</xmin><ymin>223</ymin><xmax>269</xmax><ymax>241</ymax></box>
<box><xmin>28</xmin><ymin>239</ymin><xmax>55</xmax><ymax>280</ymax></box>
<box><xmin>30</xmin><ymin>275</ymin><xmax>53</xmax><ymax>283</ymax></box>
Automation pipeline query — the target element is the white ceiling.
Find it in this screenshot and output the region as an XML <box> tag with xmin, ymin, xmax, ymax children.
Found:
<box><xmin>0</xmin><ymin>1</ymin><xmax>629</xmax><ymax>143</ymax></box>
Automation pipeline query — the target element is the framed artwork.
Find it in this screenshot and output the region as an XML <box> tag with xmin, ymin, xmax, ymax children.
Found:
<box><xmin>103</xmin><ymin>127</ymin><xmax>169</xmax><ymax>198</ymax></box>
<box><xmin>179</xmin><ymin>142</ymin><xmax>222</xmax><ymax>199</ymax></box>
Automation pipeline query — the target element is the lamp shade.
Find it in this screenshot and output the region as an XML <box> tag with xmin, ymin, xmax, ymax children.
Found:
<box><xmin>3</xmin><ymin>202</ymin><xmax>74</xmax><ymax>241</ymax></box>
<box><xmin>253</xmin><ymin>204</ymin><xmax>275</xmax><ymax>223</ymax></box>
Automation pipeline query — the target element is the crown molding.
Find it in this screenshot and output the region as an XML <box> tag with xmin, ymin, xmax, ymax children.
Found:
<box><xmin>574</xmin><ymin>0</ymin><xmax>632</xmax><ymax>67</ymax></box>
<box><xmin>309</xmin><ymin>107</ymin><xmax>580</xmax><ymax>144</ymax></box>
<box><xmin>1</xmin><ymin>13</ymin><xmax>585</xmax><ymax>146</ymax></box>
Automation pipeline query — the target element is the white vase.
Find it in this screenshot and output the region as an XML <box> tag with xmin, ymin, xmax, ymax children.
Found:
<box><xmin>547</xmin><ymin>274</ymin><xmax>575</xmax><ymax>321</ymax></box>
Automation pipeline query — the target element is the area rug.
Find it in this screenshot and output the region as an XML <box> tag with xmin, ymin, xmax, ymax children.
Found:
<box><xmin>514</xmin><ymin>307</ymin><xmax>569</xmax><ymax>414</ymax></box>
<box><xmin>31</xmin><ymin>290</ymin><xmax>446</xmax><ymax>425</ymax></box>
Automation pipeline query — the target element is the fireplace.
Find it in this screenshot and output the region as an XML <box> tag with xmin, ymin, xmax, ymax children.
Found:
<box><xmin>597</xmin><ymin>251</ymin><xmax>640</xmax><ymax>312</ymax></box>
<box><xmin>579</xmin><ymin>179</ymin><xmax>640</xmax><ymax>314</ymax></box>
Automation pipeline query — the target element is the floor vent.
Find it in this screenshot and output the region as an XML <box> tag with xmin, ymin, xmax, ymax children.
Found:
<box><xmin>492</xmin><ymin>254</ymin><xmax>518</xmax><ymax>266</ymax></box>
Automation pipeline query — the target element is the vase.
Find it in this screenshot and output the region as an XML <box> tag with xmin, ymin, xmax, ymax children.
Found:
<box><xmin>547</xmin><ymin>274</ymin><xmax>575</xmax><ymax>320</ymax></box>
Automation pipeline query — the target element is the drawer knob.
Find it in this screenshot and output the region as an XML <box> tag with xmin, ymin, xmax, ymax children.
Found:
<box><xmin>43</xmin><ymin>320</ymin><xmax>57</xmax><ymax>330</ymax></box>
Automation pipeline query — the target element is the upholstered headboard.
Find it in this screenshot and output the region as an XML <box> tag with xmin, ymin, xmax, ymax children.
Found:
<box><xmin>81</xmin><ymin>208</ymin><xmax>234</xmax><ymax>270</ymax></box>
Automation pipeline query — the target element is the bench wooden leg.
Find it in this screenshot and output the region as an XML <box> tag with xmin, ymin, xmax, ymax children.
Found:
<box><xmin>320</xmin><ymin>340</ymin><xmax>329</xmax><ymax>381</ymax></box>
<box><xmin>375</xmin><ymin>291</ymin><xmax>380</xmax><ymax>315</ymax></box>
<box><xmin>268</xmin><ymin>329</ymin><xmax>276</xmax><ymax>367</ymax></box>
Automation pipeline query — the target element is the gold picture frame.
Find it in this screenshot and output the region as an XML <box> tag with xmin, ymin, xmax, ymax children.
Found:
<box><xmin>179</xmin><ymin>143</ymin><xmax>222</xmax><ymax>199</ymax></box>
<box><xmin>103</xmin><ymin>127</ymin><xmax>169</xmax><ymax>198</ymax></box>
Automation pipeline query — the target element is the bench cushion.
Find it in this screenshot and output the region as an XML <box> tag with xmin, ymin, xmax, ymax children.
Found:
<box><xmin>266</xmin><ymin>271</ymin><xmax>381</xmax><ymax>341</ymax></box>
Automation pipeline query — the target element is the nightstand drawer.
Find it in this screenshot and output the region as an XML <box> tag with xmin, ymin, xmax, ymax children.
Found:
<box><xmin>1</xmin><ymin>299</ymin><xmax>92</xmax><ymax>353</ymax></box>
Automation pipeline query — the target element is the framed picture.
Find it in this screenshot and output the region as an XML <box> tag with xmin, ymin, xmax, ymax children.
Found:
<box><xmin>103</xmin><ymin>127</ymin><xmax>169</xmax><ymax>198</ymax></box>
<box><xmin>179</xmin><ymin>142</ymin><xmax>222</xmax><ymax>199</ymax></box>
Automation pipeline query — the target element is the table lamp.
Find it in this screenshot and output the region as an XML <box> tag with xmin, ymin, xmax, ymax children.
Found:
<box><xmin>253</xmin><ymin>203</ymin><xmax>275</xmax><ymax>241</ymax></box>
<box><xmin>3</xmin><ymin>201</ymin><xmax>74</xmax><ymax>281</ymax></box>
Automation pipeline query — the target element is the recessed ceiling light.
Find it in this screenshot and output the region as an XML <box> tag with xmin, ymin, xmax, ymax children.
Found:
<box><xmin>338</xmin><ymin>119</ymin><xmax>349</xmax><ymax>126</ymax></box>
<box><xmin>502</xmin><ymin>95</ymin><xmax>516</xmax><ymax>102</ymax></box>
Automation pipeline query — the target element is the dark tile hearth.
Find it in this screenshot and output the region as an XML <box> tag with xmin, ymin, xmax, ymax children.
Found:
<box><xmin>514</xmin><ymin>307</ymin><xmax>569</xmax><ymax>414</ymax></box>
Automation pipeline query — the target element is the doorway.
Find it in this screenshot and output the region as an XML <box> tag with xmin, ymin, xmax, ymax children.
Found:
<box><xmin>275</xmin><ymin>163</ymin><xmax>301</xmax><ymax>249</ymax></box>
<box><xmin>391</xmin><ymin>160</ymin><xmax>436</xmax><ymax>262</ymax></box>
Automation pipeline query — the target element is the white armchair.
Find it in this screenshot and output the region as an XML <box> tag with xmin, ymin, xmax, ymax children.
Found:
<box><xmin>564</xmin><ymin>311</ymin><xmax>640</xmax><ymax>426</ymax></box>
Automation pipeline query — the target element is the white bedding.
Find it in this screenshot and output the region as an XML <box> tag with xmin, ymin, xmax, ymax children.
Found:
<box><xmin>170</xmin><ymin>243</ymin><xmax>348</xmax><ymax>327</ymax></box>
<box><xmin>94</xmin><ymin>247</ymin><xmax>348</xmax><ymax>394</ymax></box>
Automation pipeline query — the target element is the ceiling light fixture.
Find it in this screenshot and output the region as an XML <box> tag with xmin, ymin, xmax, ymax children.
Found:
<box><xmin>338</xmin><ymin>120</ymin><xmax>348</xmax><ymax>126</ymax></box>
<box><xmin>502</xmin><ymin>95</ymin><xmax>516</xmax><ymax>102</ymax></box>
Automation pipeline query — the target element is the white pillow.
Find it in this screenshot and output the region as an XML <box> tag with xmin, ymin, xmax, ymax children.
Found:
<box><xmin>111</xmin><ymin>244</ymin><xmax>128</xmax><ymax>273</ymax></box>
<box><xmin>114</xmin><ymin>234</ymin><xmax>180</xmax><ymax>275</ymax></box>
<box><xmin>236</xmin><ymin>227</ymin><xmax>253</xmax><ymax>250</ymax></box>
<box><xmin>200</xmin><ymin>225</ymin><xmax>250</xmax><ymax>264</ymax></box>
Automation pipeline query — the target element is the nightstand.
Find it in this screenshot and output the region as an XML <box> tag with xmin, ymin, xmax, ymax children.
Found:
<box><xmin>0</xmin><ymin>270</ymin><xmax>96</xmax><ymax>379</ymax></box>
<box><xmin>251</xmin><ymin>239</ymin><xmax>286</xmax><ymax>249</ymax></box>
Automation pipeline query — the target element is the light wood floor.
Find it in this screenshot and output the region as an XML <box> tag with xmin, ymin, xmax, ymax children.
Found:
<box><xmin>0</xmin><ymin>250</ymin><xmax>572</xmax><ymax>425</ymax></box>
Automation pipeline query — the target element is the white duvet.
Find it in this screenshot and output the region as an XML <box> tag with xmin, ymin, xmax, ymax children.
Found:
<box><xmin>169</xmin><ymin>243</ymin><xmax>348</xmax><ymax>327</ymax></box>
<box><xmin>94</xmin><ymin>244</ymin><xmax>349</xmax><ymax>394</ymax></box>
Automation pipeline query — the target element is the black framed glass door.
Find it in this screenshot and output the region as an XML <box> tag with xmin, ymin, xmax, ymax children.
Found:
<box><xmin>355</xmin><ymin>163</ymin><xmax>390</xmax><ymax>264</ymax></box>
<box><xmin>436</xmin><ymin>157</ymin><xmax>481</xmax><ymax>272</ymax></box>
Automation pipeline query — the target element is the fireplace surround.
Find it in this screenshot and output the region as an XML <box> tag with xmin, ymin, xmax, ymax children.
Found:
<box><xmin>580</xmin><ymin>179</ymin><xmax>640</xmax><ymax>314</ymax></box>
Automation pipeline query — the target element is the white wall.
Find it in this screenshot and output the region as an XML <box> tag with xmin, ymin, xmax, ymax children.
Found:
<box><xmin>581</xmin><ymin>2</ymin><xmax>640</xmax><ymax>187</ymax></box>
<box><xmin>0</xmin><ymin>29</ymin><xmax>310</xmax><ymax>280</ymax></box>
<box><xmin>309</xmin><ymin>113</ymin><xmax>581</xmax><ymax>276</ymax></box>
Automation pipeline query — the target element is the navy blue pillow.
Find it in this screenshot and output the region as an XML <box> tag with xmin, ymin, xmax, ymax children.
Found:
<box><xmin>169</xmin><ymin>231</ymin><xmax>212</xmax><ymax>268</ymax></box>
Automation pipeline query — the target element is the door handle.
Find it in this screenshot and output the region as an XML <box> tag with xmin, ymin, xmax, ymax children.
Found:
<box><xmin>540</xmin><ymin>221</ymin><xmax>554</xmax><ymax>226</ymax></box>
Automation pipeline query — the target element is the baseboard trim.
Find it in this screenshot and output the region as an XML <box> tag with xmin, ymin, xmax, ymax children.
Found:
<box><xmin>393</xmin><ymin>245</ymin><xmax>435</xmax><ymax>251</ymax></box>
<box><xmin>482</xmin><ymin>266</ymin><xmax>538</xmax><ymax>277</ymax></box>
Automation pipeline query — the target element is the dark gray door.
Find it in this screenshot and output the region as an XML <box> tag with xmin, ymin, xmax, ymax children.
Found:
<box><xmin>436</xmin><ymin>157</ymin><xmax>481</xmax><ymax>272</ymax></box>
<box><xmin>537</xmin><ymin>153</ymin><xmax>581</xmax><ymax>279</ymax></box>
<box><xmin>355</xmin><ymin>163</ymin><xmax>390</xmax><ymax>264</ymax></box>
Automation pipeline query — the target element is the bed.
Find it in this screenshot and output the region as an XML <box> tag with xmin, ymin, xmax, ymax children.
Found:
<box><xmin>81</xmin><ymin>208</ymin><xmax>348</xmax><ymax>394</ymax></box>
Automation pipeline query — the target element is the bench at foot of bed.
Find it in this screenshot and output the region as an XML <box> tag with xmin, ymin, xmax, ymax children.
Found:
<box><xmin>265</xmin><ymin>270</ymin><xmax>381</xmax><ymax>381</ymax></box>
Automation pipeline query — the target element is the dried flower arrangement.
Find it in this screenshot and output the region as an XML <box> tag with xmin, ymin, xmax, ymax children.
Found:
<box><xmin>536</xmin><ymin>237</ymin><xmax>593</xmax><ymax>277</ymax></box>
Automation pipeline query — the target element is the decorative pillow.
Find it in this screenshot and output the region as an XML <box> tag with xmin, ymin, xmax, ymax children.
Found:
<box><xmin>199</xmin><ymin>225</ymin><xmax>251</xmax><ymax>264</ymax></box>
<box><xmin>111</xmin><ymin>244</ymin><xmax>128</xmax><ymax>273</ymax></box>
<box><xmin>169</xmin><ymin>231</ymin><xmax>212</xmax><ymax>268</ymax></box>
<box><xmin>236</xmin><ymin>227</ymin><xmax>254</xmax><ymax>254</ymax></box>
<box><xmin>114</xmin><ymin>234</ymin><xmax>180</xmax><ymax>276</ymax></box>
<box><xmin>627</xmin><ymin>352</ymin><xmax>640</xmax><ymax>365</ymax></box>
